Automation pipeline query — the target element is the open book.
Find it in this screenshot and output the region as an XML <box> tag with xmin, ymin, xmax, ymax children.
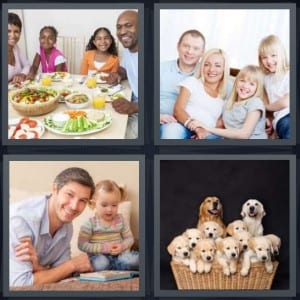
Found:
<box><xmin>79</xmin><ymin>270</ymin><xmax>139</xmax><ymax>282</ymax></box>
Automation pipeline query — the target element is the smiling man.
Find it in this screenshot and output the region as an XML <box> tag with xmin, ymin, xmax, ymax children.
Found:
<box><xmin>109</xmin><ymin>10</ymin><xmax>139</xmax><ymax>139</ymax></box>
<box><xmin>9</xmin><ymin>167</ymin><xmax>95</xmax><ymax>287</ymax></box>
<box><xmin>160</xmin><ymin>30</ymin><xmax>206</xmax><ymax>139</ymax></box>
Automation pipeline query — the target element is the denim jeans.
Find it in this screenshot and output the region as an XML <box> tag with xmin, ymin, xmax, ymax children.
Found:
<box><xmin>160</xmin><ymin>122</ymin><xmax>222</xmax><ymax>140</ymax></box>
<box><xmin>276</xmin><ymin>114</ymin><xmax>290</xmax><ymax>139</ymax></box>
<box><xmin>90</xmin><ymin>251</ymin><xmax>139</xmax><ymax>271</ymax></box>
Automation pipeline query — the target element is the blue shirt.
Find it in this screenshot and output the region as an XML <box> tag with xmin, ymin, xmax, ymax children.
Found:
<box><xmin>9</xmin><ymin>195</ymin><xmax>73</xmax><ymax>286</ymax></box>
<box><xmin>121</xmin><ymin>49</ymin><xmax>138</xmax><ymax>101</ymax></box>
<box><xmin>160</xmin><ymin>59</ymin><xmax>199</xmax><ymax>115</ymax></box>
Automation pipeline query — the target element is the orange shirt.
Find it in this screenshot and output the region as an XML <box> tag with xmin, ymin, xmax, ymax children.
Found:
<box><xmin>80</xmin><ymin>50</ymin><xmax>119</xmax><ymax>75</ymax></box>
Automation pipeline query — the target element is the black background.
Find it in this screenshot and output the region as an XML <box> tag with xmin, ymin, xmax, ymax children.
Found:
<box><xmin>160</xmin><ymin>160</ymin><xmax>290</xmax><ymax>290</ymax></box>
<box><xmin>1</xmin><ymin>0</ymin><xmax>299</xmax><ymax>300</ymax></box>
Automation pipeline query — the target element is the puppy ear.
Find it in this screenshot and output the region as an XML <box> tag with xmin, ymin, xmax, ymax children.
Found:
<box><xmin>248</xmin><ymin>238</ymin><xmax>255</xmax><ymax>251</ymax></box>
<box><xmin>226</xmin><ymin>223</ymin><xmax>233</xmax><ymax>236</ymax></box>
<box><xmin>199</xmin><ymin>201</ymin><xmax>204</xmax><ymax>218</ymax></box>
<box><xmin>241</xmin><ymin>210</ymin><xmax>245</xmax><ymax>218</ymax></box>
<box><xmin>216</xmin><ymin>238</ymin><xmax>223</xmax><ymax>251</ymax></box>
<box><xmin>262</xmin><ymin>210</ymin><xmax>266</xmax><ymax>217</ymax></box>
<box><xmin>167</xmin><ymin>240</ymin><xmax>175</xmax><ymax>255</ymax></box>
<box><xmin>217</xmin><ymin>224</ymin><xmax>224</xmax><ymax>237</ymax></box>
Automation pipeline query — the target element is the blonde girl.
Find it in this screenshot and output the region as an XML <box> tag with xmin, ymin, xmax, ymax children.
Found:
<box><xmin>258</xmin><ymin>35</ymin><xmax>290</xmax><ymax>139</ymax></box>
<box><xmin>171</xmin><ymin>48</ymin><xmax>230</xmax><ymax>139</ymax></box>
<box><xmin>191</xmin><ymin>65</ymin><xmax>267</xmax><ymax>139</ymax></box>
<box><xmin>78</xmin><ymin>180</ymin><xmax>139</xmax><ymax>271</ymax></box>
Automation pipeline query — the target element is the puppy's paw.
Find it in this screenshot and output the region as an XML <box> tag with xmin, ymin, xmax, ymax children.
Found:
<box><xmin>189</xmin><ymin>261</ymin><xmax>197</xmax><ymax>273</ymax></box>
<box><xmin>230</xmin><ymin>267</ymin><xmax>237</xmax><ymax>274</ymax></box>
<box><xmin>240</xmin><ymin>268</ymin><xmax>249</xmax><ymax>276</ymax></box>
<box><xmin>265</xmin><ymin>264</ymin><xmax>273</xmax><ymax>273</ymax></box>
<box><xmin>223</xmin><ymin>267</ymin><xmax>230</xmax><ymax>276</ymax></box>
<box><xmin>204</xmin><ymin>265</ymin><xmax>212</xmax><ymax>273</ymax></box>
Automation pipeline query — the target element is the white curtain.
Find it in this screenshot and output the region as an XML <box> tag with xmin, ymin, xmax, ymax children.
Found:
<box><xmin>160</xmin><ymin>9</ymin><xmax>290</xmax><ymax>69</ymax></box>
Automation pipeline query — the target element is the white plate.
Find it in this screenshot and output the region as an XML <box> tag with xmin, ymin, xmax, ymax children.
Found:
<box><xmin>8</xmin><ymin>118</ymin><xmax>45</xmax><ymax>139</ymax></box>
<box><xmin>43</xmin><ymin>110</ymin><xmax>112</xmax><ymax>136</ymax></box>
<box><xmin>94</xmin><ymin>72</ymin><xmax>109</xmax><ymax>84</ymax></box>
<box><xmin>43</xmin><ymin>72</ymin><xmax>70</xmax><ymax>81</ymax></box>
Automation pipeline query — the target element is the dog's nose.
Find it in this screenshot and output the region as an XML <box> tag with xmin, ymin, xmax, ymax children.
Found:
<box><xmin>231</xmin><ymin>253</ymin><xmax>236</xmax><ymax>258</ymax></box>
<box><xmin>209</xmin><ymin>233</ymin><xmax>213</xmax><ymax>238</ymax></box>
<box><xmin>249</xmin><ymin>206</ymin><xmax>255</xmax><ymax>212</ymax></box>
<box><xmin>213</xmin><ymin>201</ymin><xmax>218</xmax><ymax>209</ymax></box>
<box><xmin>183</xmin><ymin>252</ymin><xmax>189</xmax><ymax>257</ymax></box>
<box><xmin>274</xmin><ymin>250</ymin><xmax>279</xmax><ymax>256</ymax></box>
<box><xmin>262</xmin><ymin>256</ymin><xmax>267</xmax><ymax>261</ymax></box>
<box><xmin>207</xmin><ymin>256</ymin><xmax>211</xmax><ymax>261</ymax></box>
<box><xmin>243</xmin><ymin>245</ymin><xmax>248</xmax><ymax>250</ymax></box>
<box><xmin>191</xmin><ymin>243</ymin><xmax>196</xmax><ymax>248</ymax></box>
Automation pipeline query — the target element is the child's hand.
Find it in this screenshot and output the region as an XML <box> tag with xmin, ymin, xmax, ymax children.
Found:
<box><xmin>110</xmin><ymin>243</ymin><xmax>122</xmax><ymax>256</ymax></box>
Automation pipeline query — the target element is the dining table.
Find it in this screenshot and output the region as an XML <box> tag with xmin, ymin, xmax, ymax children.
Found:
<box><xmin>8</xmin><ymin>74</ymin><xmax>132</xmax><ymax>139</ymax></box>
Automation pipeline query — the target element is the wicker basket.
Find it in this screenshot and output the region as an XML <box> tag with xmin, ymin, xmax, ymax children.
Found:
<box><xmin>9</xmin><ymin>88</ymin><xmax>59</xmax><ymax>116</ymax></box>
<box><xmin>170</xmin><ymin>261</ymin><xmax>279</xmax><ymax>290</ymax></box>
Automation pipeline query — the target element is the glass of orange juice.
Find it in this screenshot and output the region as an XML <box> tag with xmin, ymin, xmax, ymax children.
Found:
<box><xmin>41</xmin><ymin>76</ymin><xmax>52</xmax><ymax>86</ymax></box>
<box><xmin>92</xmin><ymin>92</ymin><xmax>106</xmax><ymax>109</ymax></box>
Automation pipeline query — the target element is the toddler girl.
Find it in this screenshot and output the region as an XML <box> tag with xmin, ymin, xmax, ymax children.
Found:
<box><xmin>191</xmin><ymin>65</ymin><xmax>267</xmax><ymax>139</ymax></box>
<box><xmin>80</xmin><ymin>27</ymin><xmax>119</xmax><ymax>76</ymax></box>
<box><xmin>258</xmin><ymin>35</ymin><xmax>290</xmax><ymax>139</ymax></box>
<box><xmin>78</xmin><ymin>180</ymin><xmax>139</xmax><ymax>271</ymax></box>
<box><xmin>27</xmin><ymin>26</ymin><xmax>67</xmax><ymax>80</ymax></box>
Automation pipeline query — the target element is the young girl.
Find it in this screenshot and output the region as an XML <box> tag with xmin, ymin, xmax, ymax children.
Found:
<box><xmin>258</xmin><ymin>35</ymin><xmax>290</xmax><ymax>139</ymax></box>
<box><xmin>27</xmin><ymin>26</ymin><xmax>67</xmax><ymax>80</ymax></box>
<box><xmin>190</xmin><ymin>65</ymin><xmax>267</xmax><ymax>139</ymax></box>
<box><xmin>78</xmin><ymin>180</ymin><xmax>139</xmax><ymax>271</ymax></box>
<box><xmin>80</xmin><ymin>27</ymin><xmax>119</xmax><ymax>76</ymax></box>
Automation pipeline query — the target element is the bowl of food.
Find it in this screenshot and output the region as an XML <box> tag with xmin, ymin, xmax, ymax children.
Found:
<box><xmin>65</xmin><ymin>93</ymin><xmax>91</xmax><ymax>109</ymax></box>
<box><xmin>9</xmin><ymin>87</ymin><xmax>59</xmax><ymax>116</ymax></box>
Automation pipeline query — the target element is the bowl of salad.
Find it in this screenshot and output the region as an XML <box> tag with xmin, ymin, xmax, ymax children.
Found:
<box><xmin>9</xmin><ymin>87</ymin><xmax>59</xmax><ymax>116</ymax></box>
<box><xmin>65</xmin><ymin>93</ymin><xmax>90</xmax><ymax>109</ymax></box>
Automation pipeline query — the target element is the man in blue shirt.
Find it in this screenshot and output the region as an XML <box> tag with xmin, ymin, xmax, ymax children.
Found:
<box><xmin>160</xmin><ymin>30</ymin><xmax>206</xmax><ymax>139</ymax></box>
<box><xmin>10</xmin><ymin>167</ymin><xmax>95</xmax><ymax>286</ymax></box>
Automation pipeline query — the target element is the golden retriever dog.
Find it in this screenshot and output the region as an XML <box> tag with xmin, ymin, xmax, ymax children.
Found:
<box><xmin>240</xmin><ymin>199</ymin><xmax>266</xmax><ymax>236</ymax></box>
<box><xmin>190</xmin><ymin>238</ymin><xmax>216</xmax><ymax>273</ymax></box>
<box><xmin>226</xmin><ymin>219</ymin><xmax>248</xmax><ymax>236</ymax></box>
<box><xmin>233</xmin><ymin>230</ymin><xmax>252</xmax><ymax>252</ymax></box>
<box><xmin>265</xmin><ymin>234</ymin><xmax>281</xmax><ymax>257</ymax></box>
<box><xmin>197</xmin><ymin>196</ymin><xmax>225</xmax><ymax>234</ymax></box>
<box><xmin>198</xmin><ymin>221</ymin><xmax>224</xmax><ymax>239</ymax></box>
<box><xmin>216</xmin><ymin>237</ymin><xmax>241</xmax><ymax>276</ymax></box>
<box><xmin>183</xmin><ymin>228</ymin><xmax>202</xmax><ymax>249</ymax></box>
<box><xmin>240</xmin><ymin>236</ymin><xmax>273</xmax><ymax>276</ymax></box>
<box><xmin>167</xmin><ymin>235</ymin><xmax>190</xmax><ymax>266</ymax></box>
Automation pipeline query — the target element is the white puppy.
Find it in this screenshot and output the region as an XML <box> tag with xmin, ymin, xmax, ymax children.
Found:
<box><xmin>216</xmin><ymin>237</ymin><xmax>241</xmax><ymax>276</ymax></box>
<box><xmin>183</xmin><ymin>228</ymin><xmax>202</xmax><ymax>249</ymax></box>
<box><xmin>240</xmin><ymin>236</ymin><xmax>273</xmax><ymax>276</ymax></box>
<box><xmin>198</xmin><ymin>221</ymin><xmax>224</xmax><ymax>239</ymax></box>
<box><xmin>190</xmin><ymin>238</ymin><xmax>216</xmax><ymax>273</ymax></box>
<box><xmin>265</xmin><ymin>234</ymin><xmax>281</xmax><ymax>257</ymax></box>
<box><xmin>226</xmin><ymin>219</ymin><xmax>248</xmax><ymax>236</ymax></box>
<box><xmin>234</xmin><ymin>230</ymin><xmax>252</xmax><ymax>252</ymax></box>
<box><xmin>167</xmin><ymin>235</ymin><xmax>190</xmax><ymax>266</ymax></box>
<box><xmin>240</xmin><ymin>199</ymin><xmax>266</xmax><ymax>236</ymax></box>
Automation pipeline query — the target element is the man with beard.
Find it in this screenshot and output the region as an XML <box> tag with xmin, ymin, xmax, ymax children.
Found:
<box><xmin>9</xmin><ymin>167</ymin><xmax>95</xmax><ymax>286</ymax></box>
<box><xmin>108</xmin><ymin>10</ymin><xmax>139</xmax><ymax>139</ymax></box>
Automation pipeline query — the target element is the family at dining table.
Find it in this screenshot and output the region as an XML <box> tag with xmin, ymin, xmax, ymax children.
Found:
<box><xmin>160</xmin><ymin>29</ymin><xmax>290</xmax><ymax>139</ymax></box>
<box><xmin>8</xmin><ymin>10</ymin><xmax>139</xmax><ymax>139</ymax></box>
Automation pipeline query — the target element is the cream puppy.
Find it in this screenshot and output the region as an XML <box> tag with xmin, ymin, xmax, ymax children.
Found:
<box><xmin>265</xmin><ymin>234</ymin><xmax>281</xmax><ymax>257</ymax></box>
<box><xmin>234</xmin><ymin>230</ymin><xmax>252</xmax><ymax>252</ymax></box>
<box><xmin>167</xmin><ymin>235</ymin><xmax>190</xmax><ymax>266</ymax></box>
<box><xmin>198</xmin><ymin>221</ymin><xmax>224</xmax><ymax>239</ymax></box>
<box><xmin>216</xmin><ymin>237</ymin><xmax>241</xmax><ymax>276</ymax></box>
<box><xmin>190</xmin><ymin>238</ymin><xmax>216</xmax><ymax>273</ymax></box>
<box><xmin>240</xmin><ymin>199</ymin><xmax>266</xmax><ymax>236</ymax></box>
<box><xmin>183</xmin><ymin>228</ymin><xmax>202</xmax><ymax>249</ymax></box>
<box><xmin>240</xmin><ymin>236</ymin><xmax>273</xmax><ymax>276</ymax></box>
<box><xmin>226</xmin><ymin>219</ymin><xmax>248</xmax><ymax>236</ymax></box>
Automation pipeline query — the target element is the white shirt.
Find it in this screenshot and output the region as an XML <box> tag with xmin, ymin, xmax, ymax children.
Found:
<box><xmin>178</xmin><ymin>77</ymin><xmax>224</xmax><ymax>128</ymax></box>
<box><xmin>264</xmin><ymin>72</ymin><xmax>289</xmax><ymax>128</ymax></box>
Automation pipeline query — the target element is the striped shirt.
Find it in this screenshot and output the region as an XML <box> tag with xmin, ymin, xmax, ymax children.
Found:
<box><xmin>78</xmin><ymin>214</ymin><xmax>134</xmax><ymax>255</ymax></box>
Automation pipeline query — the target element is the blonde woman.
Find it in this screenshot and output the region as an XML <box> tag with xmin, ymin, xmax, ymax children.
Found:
<box><xmin>192</xmin><ymin>65</ymin><xmax>267</xmax><ymax>139</ymax></box>
<box><xmin>258</xmin><ymin>35</ymin><xmax>290</xmax><ymax>139</ymax></box>
<box><xmin>169</xmin><ymin>48</ymin><xmax>230</xmax><ymax>139</ymax></box>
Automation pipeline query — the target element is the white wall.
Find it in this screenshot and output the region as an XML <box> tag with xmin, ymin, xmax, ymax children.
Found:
<box><xmin>9</xmin><ymin>9</ymin><xmax>125</xmax><ymax>65</ymax></box>
<box><xmin>160</xmin><ymin>9</ymin><xmax>290</xmax><ymax>69</ymax></box>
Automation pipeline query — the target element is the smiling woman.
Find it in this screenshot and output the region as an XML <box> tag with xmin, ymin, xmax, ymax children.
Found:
<box><xmin>8</xmin><ymin>12</ymin><xmax>31</xmax><ymax>82</ymax></box>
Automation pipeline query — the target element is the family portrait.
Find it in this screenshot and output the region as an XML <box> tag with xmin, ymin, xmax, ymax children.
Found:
<box><xmin>6</xmin><ymin>160</ymin><xmax>141</xmax><ymax>292</ymax></box>
<box><xmin>6</xmin><ymin>6</ymin><xmax>140</xmax><ymax>140</ymax></box>
<box><xmin>158</xmin><ymin>158</ymin><xmax>295</xmax><ymax>294</ymax></box>
<box><xmin>159</xmin><ymin>8</ymin><xmax>291</xmax><ymax>140</ymax></box>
